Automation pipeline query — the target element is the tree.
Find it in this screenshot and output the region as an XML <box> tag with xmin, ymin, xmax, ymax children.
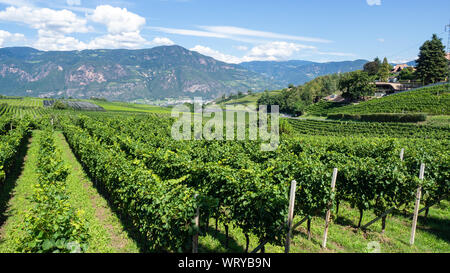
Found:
<box><xmin>415</xmin><ymin>34</ymin><xmax>448</xmax><ymax>85</ymax></box>
<box><xmin>378</xmin><ymin>57</ymin><xmax>391</xmax><ymax>82</ymax></box>
<box><xmin>363</xmin><ymin>57</ymin><xmax>381</xmax><ymax>76</ymax></box>
<box><xmin>398</xmin><ymin>67</ymin><xmax>416</xmax><ymax>81</ymax></box>
<box><xmin>339</xmin><ymin>71</ymin><xmax>376</xmax><ymax>101</ymax></box>
<box><xmin>52</xmin><ymin>100</ymin><xmax>68</xmax><ymax>110</ymax></box>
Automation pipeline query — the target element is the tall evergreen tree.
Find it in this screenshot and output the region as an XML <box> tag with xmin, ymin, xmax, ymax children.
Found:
<box><xmin>378</xmin><ymin>57</ymin><xmax>391</xmax><ymax>82</ymax></box>
<box><xmin>416</xmin><ymin>34</ymin><xmax>448</xmax><ymax>85</ymax></box>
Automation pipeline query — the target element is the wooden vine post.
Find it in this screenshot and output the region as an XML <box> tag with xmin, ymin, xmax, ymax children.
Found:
<box><xmin>322</xmin><ymin>168</ymin><xmax>338</xmax><ymax>249</ymax></box>
<box><xmin>410</xmin><ymin>163</ymin><xmax>425</xmax><ymax>245</ymax></box>
<box><xmin>284</xmin><ymin>180</ymin><xmax>297</xmax><ymax>253</ymax></box>
<box><xmin>192</xmin><ymin>194</ymin><xmax>199</xmax><ymax>253</ymax></box>
<box><xmin>400</xmin><ymin>148</ymin><xmax>404</xmax><ymax>161</ymax></box>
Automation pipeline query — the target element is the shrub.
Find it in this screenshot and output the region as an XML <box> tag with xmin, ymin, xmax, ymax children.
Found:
<box><xmin>52</xmin><ymin>100</ymin><xmax>68</xmax><ymax>110</ymax></box>
<box><xmin>327</xmin><ymin>113</ymin><xmax>427</xmax><ymax>123</ymax></box>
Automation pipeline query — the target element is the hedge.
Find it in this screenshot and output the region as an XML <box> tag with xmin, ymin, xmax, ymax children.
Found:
<box><xmin>327</xmin><ymin>113</ymin><xmax>427</xmax><ymax>123</ymax></box>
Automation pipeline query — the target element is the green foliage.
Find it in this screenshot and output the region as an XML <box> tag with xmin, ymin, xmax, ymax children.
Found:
<box><xmin>398</xmin><ymin>67</ymin><xmax>416</xmax><ymax>81</ymax></box>
<box><xmin>0</xmin><ymin>119</ymin><xmax>29</xmax><ymax>185</ymax></box>
<box><xmin>363</xmin><ymin>57</ymin><xmax>381</xmax><ymax>76</ymax></box>
<box><xmin>257</xmin><ymin>74</ymin><xmax>342</xmax><ymax>116</ymax></box>
<box><xmin>0</xmin><ymin>103</ymin><xmax>7</xmax><ymax>113</ymax></box>
<box><xmin>378</xmin><ymin>57</ymin><xmax>392</xmax><ymax>82</ymax></box>
<box><xmin>305</xmin><ymin>84</ymin><xmax>450</xmax><ymax>115</ymax></box>
<box><xmin>288</xmin><ymin>118</ymin><xmax>448</xmax><ymax>139</ymax></box>
<box><xmin>339</xmin><ymin>70</ymin><xmax>376</xmax><ymax>101</ymax></box>
<box><xmin>4</xmin><ymin>109</ymin><xmax>449</xmax><ymax>253</ymax></box>
<box><xmin>18</xmin><ymin>131</ymin><xmax>90</xmax><ymax>253</ymax></box>
<box><xmin>327</xmin><ymin>113</ymin><xmax>427</xmax><ymax>123</ymax></box>
<box><xmin>416</xmin><ymin>34</ymin><xmax>448</xmax><ymax>85</ymax></box>
<box><xmin>57</xmin><ymin>112</ymin><xmax>449</xmax><ymax>249</ymax></box>
<box><xmin>52</xmin><ymin>100</ymin><xmax>68</xmax><ymax>110</ymax></box>
<box><xmin>61</xmin><ymin>117</ymin><xmax>199</xmax><ymax>252</ymax></box>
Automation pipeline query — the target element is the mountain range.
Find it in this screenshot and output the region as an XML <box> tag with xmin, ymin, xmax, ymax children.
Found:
<box><xmin>240</xmin><ymin>59</ymin><xmax>369</xmax><ymax>87</ymax></box>
<box><xmin>0</xmin><ymin>45</ymin><xmax>369</xmax><ymax>101</ymax></box>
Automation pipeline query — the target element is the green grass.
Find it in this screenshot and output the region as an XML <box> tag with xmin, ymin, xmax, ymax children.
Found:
<box><xmin>198</xmin><ymin>200</ymin><xmax>450</xmax><ymax>253</ymax></box>
<box><xmin>0</xmin><ymin>130</ymin><xmax>139</xmax><ymax>253</ymax></box>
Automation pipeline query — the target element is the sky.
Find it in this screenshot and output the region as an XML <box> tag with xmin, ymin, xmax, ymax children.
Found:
<box><xmin>0</xmin><ymin>0</ymin><xmax>448</xmax><ymax>64</ymax></box>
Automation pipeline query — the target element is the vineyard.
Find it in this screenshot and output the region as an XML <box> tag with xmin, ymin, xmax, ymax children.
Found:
<box><xmin>287</xmin><ymin>118</ymin><xmax>449</xmax><ymax>139</ymax></box>
<box><xmin>55</xmin><ymin>113</ymin><xmax>450</xmax><ymax>251</ymax></box>
<box><xmin>0</xmin><ymin>97</ymin><xmax>52</xmax><ymax>118</ymax></box>
<box><xmin>304</xmin><ymin>84</ymin><xmax>450</xmax><ymax>116</ymax></box>
<box><xmin>43</xmin><ymin>100</ymin><xmax>105</xmax><ymax>111</ymax></box>
<box><xmin>0</xmin><ymin>98</ymin><xmax>449</xmax><ymax>253</ymax></box>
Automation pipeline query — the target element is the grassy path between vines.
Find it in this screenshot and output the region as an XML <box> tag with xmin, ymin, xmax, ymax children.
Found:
<box><xmin>54</xmin><ymin>131</ymin><xmax>139</xmax><ymax>253</ymax></box>
<box><xmin>0</xmin><ymin>130</ymin><xmax>139</xmax><ymax>253</ymax></box>
<box><xmin>199</xmin><ymin>200</ymin><xmax>450</xmax><ymax>253</ymax></box>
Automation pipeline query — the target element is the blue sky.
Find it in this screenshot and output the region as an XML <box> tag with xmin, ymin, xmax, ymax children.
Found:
<box><xmin>0</xmin><ymin>0</ymin><xmax>448</xmax><ymax>63</ymax></box>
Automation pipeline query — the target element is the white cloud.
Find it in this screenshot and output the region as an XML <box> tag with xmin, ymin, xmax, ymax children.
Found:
<box><xmin>0</xmin><ymin>5</ymin><xmax>93</xmax><ymax>51</ymax></box>
<box><xmin>0</xmin><ymin>3</ymin><xmax>172</xmax><ymax>51</ymax></box>
<box><xmin>392</xmin><ymin>58</ymin><xmax>416</xmax><ymax>64</ymax></box>
<box><xmin>233</xmin><ymin>45</ymin><xmax>248</xmax><ymax>51</ymax></box>
<box><xmin>34</xmin><ymin>30</ymin><xmax>87</xmax><ymax>51</ymax></box>
<box><xmin>367</xmin><ymin>0</ymin><xmax>381</xmax><ymax>6</ymax></box>
<box><xmin>190</xmin><ymin>45</ymin><xmax>242</xmax><ymax>64</ymax></box>
<box><xmin>90</xmin><ymin>5</ymin><xmax>146</xmax><ymax>34</ymax></box>
<box><xmin>191</xmin><ymin>41</ymin><xmax>320</xmax><ymax>64</ymax></box>
<box><xmin>0</xmin><ymin>29</ymin><xmax>25</xmax><ymax>46</ymax></box>
<box><xmin>151</xmin><ymin>25</ymin><xmax>332</xmax><ymax>44</ymax></box>
<box><xmin>315</xmin><ymin>51</ymin><xmax>356</xmax><ymax>57</ymax></box>
<box><xmin>83</xmin><ymin>5</ymin><xmax>154</xmax><ymax>50</ymax></box>
<box><xmin>0</xmin><ymin>6</ymin><xmax>90</xmax><ymax>34</ymax></box>
<box><xmin>151</xmin><ymin>37</ymin><xmax>175</xmax><ymax>46</ymax></box>
<box><xmin>200</xmin><ymin>26</ymin><xmax>332</xmax><ymax>43</ymax></box>
<box><xmin>66</xmin><ymin>0</ymin><xmax>81</xmax><ymax>6</ymax></box>
<box><xmin>242</xmin><ymin>41</ymin><xmax>315</xmax><ymax>62</ymax></box>
<box><xmin>88</xmin><ymin>32</ymin><xmax>148</xmax><ymax>49</ymax></box>
<box><xmin>149</xmin><ymin>26</ymin><xmax>228</xmax><ymax>39</ymax></box>
<box><xmin>377</xmin><ymin>38</ymin><xmax>385</xmax><ymax>43</ymax></box>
